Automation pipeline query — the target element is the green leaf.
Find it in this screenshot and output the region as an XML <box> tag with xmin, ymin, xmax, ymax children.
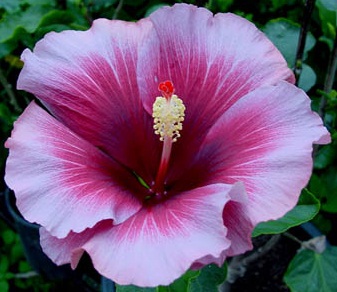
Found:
<box><xmin>158</xmin><ymin>265</ymin><xmax>227</xmax><ymax>292</ymax></box>
<box><xmin>158</xmin><ymin>270</ymin><xmax>199</xmax><ymax>292</ymax></box>
<box><xmin>319</xmin><ymin>35</ymin><xmax>335</xmax><ymax>51</ymax></box>
<box><xmin>0</xmin><ymin>0</ymin><xmax>22</xmax><ymax>13</ymax></box>
<box><xmin>311</xmin><ymin>214</ymin><xmax>332</xmax><ymax>234</ymax></box>
<box><xmin>0</xmin><ymin>104</ymin><xmax>17</xmax><ymax>132</ymax></box>
<box><xmin>284</xmin><ymin>246</ymin><xmax>337</xmax><ymax>292</ymax></box>
<box><xmin>34</xmin><ymin>8</ymin><xmax>88</xmax><ymax>36</ymax></box>
<box><xmin>115</xmin><ymin>285</ymin><xmax>156</xmax><ymax>292</ymax></box>
<box><xmin>317</xmin><ymin>0</ymin><xmax>337</xmax><ymax>10</ymax></box>
<box><xmin>0</xmin><ymin>281</ymin><xmax>9</xmax><ymax>292</ymax></box>
<box><xmin>90</xmin><ymin>0</ymin><xmax>118</xmax><ymax>10</ymax></box>
<box><xmin>36</xmin><ymin>24</ymin><xmax>73</xmax><ymax>35</ymax></box>
<box><xmin>0</xmin><ymin>5</ymin><xmax>52</xmax><ymax>43</ymax></box>
<box><xmin>316</xmin><ymin>0</ymin><xmax>337</xmax><ymax>39</ymax></box>
<box><xmin>207</xmin><ymin>0</ymin><xmax>234</xmax><ymax>12</ymax></box>
<box><xmin>24</xmin><ymin>0</ymin><xmax>55</xmax><ymax>6</ymax></box>
<box><xmin>309</xmin><ymin>168</ymin><xmax>337</xmax><ymax>213</ymax></box>
<box><xmin>3</xmin><ymin>272</ymin><xmax>14</xmax><ymax>280</ymax></box>
<box><xmin>263</xmin><ymin>18</ymin><xmax>316</xmax><ymax>65</ymax></box>
<box><xmin>37</xmin><ymin>6</ymin><xmax>88</xmax><ymax>30</ymax></box>
<box><xmin>1</xmin><ymin>229</ymin><xmax>16</xmax><ymax>245</ymax></box>
<box><xmin>297</xmin><ymin>63</ymin><xmax>317</xmax><ymax>92</ymax></box>
<box><xmin>314</xmin><ymin>144</ymin><xmax>336</xmax><ymax>169</ymax></box>
<box><xmin>188</xmin><ymin>264</ymin><xmax>227</xmax><ymax>292</ymax></box>
<box><xmin>270</xmin><ymin>0</ymin><xmax>297</xmax><ymax>11</ymax></box>
<box><xmin>10</xmin><ymin>238</ymin><xmax>25</xmax><ymax>264</ymax></box>
<box><xmin>116</xmin><ymin>265</ymin><xmax>226</xmax><ymax>292</ymax></box>
<box><xmin>0</xmin><ymin>257</ymin><xmax>9</xmax><ymax>273</ymax></box>
<box><xmin>38</xmin><ymin>10</ymin><xmax>75</xmax><ymax>27</ymax></box>
<box><xmin>252</xmin><ymin>189</ymin><xmax>320</xmax><ymax>237</ymax></box>
<box><xmin>0</xmin><ymin>40</ymin><xmax>17</xmax><ymax>58</ymax></box>
<box><xmin>18</xmin><ymin>261</ymin><xmax>31</xmax><ymax>273</ymax></box>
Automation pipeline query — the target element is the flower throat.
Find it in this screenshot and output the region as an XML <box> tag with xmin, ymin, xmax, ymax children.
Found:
<box><xmin>150</xmin><ymin>81</ymin><xmax>185</xmax><ymax>197</ymax></box>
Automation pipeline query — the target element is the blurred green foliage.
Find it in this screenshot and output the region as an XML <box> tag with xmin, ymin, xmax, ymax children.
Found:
<box><xmin>0</xmin><ymin>220</ymin><xmax>55</xmax><ymax>291</ymax></box>
<box><xmin>0</xmin><ymin>0</ymin><xmax>336</xmax><ymax>291</ymax></box>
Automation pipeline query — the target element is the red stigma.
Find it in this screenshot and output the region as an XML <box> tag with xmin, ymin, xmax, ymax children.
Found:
<box><xmin>158</xmin><ymin>80</ymin><xmax>174</xmax><ymax>99</ymax></box>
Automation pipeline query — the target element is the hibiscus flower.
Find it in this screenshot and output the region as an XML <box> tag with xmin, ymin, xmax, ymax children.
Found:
<box><xmin>5</xmin><ymin>3</ymin><xmax>330</xmax><ymax>287</ymax></box>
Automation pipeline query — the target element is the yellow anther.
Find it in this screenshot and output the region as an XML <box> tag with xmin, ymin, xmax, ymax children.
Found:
<box><xmin>152</xmin><ymin>94</ymin><xmax>185</xmax><ymax>142</ymax></box>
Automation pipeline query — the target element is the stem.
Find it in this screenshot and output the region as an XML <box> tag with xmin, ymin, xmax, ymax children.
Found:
<box><xmin>284</xmin><ymin>231</ymin><xmax>327</xmax><ymax>253</ymax></box>
<box><xmin>0</xmin><ymin>67</ymin><xmax>20</xmax><ymax>112</ymax></box>
<box><xmin>318</xmin><ymin>32</ymin><xmax>337</xmax><ymax>118</ymax></box>
<box><xmin>283</xmin><ymin>231</ymin><xmax>303</xmax><ymax>245</ymax></box>
<box><xmin>239</xmin><ymin>234</ymin><xmax>281</xmax><ymax>263</ymax></box>
<box><xmin>113</xmin><ymin>0</ymin><xmax>124</xmax><ymax>20</ymax></box>
<box><xmin>13</xmin><ymin>271</ymin><xmax>39</xmax><ymax>279</ymax></box>
<box><xmin>57</xmin><ymin>0</ymin><xmax>66</xmax><ymax>9</ymax></box>
<box><xmin>293</xmin><ymin>0</ymin><xmax>316</xmax><ymax>84</ymax></box>
<box><xmin>221</xmin><ymin>234</ymin><xmax>281</xmax><ymax>291</ymax></box>
<box><xmin>153</xmin><ymin>137</ymin><xmax>173</xmax><ymax>194</ymax></box>
<box><xmin>313</xmin><ymin>32</ymin><xmax>337</xmax><ymax>155</ymax></box>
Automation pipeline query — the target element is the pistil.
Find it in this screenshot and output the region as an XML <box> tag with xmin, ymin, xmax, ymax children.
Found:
<box><xmin>153</xmin><ymin>135</ymin><xmax>173</xmax><ymax>194</ymax></box>
<box><xmin>151</xmin><ymin>81</ymin><xmax>185</xmax><ymax>196</ymax></box>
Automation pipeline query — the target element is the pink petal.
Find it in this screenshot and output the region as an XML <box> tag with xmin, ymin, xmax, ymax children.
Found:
<box><xmin>17</xmin><ymin>18</ymin><xmax>159</xmax><ymax>184</ymax></box>
<box><xmin>40</xmin><ymin>226</ymin><xmax>92</xmax><ymax>268</ymax></box>
<box><xmin>137</xmin><ymin>4</ymin><xmax>295</xmax><ymax>183</ymax></box>
<box><xmin>222</xmin><ymin>202</ymin><xmax>254</xmax><ymax>257</ymax></box>
<box><xmin>5</xmin><ymin>102</ymin><xmax>142</xmax><ymax>238</ymax></box>
<box><xmin>40</xmin><ymin>183</ymin><xmax>245</xmax><ymax>287</ymax></box>
<box><xmin>191</xmin><ymin>182</ymin><xmax>253</xmax><ymax>268</ymax></box>
<box><xmin>198</xmin><ymin>81</ymin><xmax>330</xmax><ymax>225</ymax></box>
